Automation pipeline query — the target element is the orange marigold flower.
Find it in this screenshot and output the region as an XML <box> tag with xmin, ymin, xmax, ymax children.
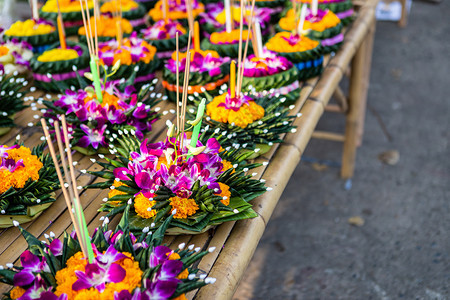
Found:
<box><xmin>10</xmin><ymin>286</ymin><xmax>26</xmax><ymax>299</ymax></box>
<box><xmin>170</xmin><ymin>49</ymin><xmax>220</xmax><ymax>61</ymax></box>
<box><xmin>216</xmin><ymin>182</ymin><xmax>231</xmax><ymax>206</ymax></box>
<box><xmin>172</xmin><ymin>294</ymin><xmax>188</xmax><ymax>300</ymax></box>
<box><xmin>279</xmin><ymin>9</ymin><xmax>341</xmax><ymax>32</ymax></box>
<box><xmin>0</xmin><ymin>46</ymin><xmax>10</xmax><ymax>56</ymax></box>
<box><xmin>134</xmin><ymin>193</ymin><xmax>157</xmax><ymax>219</ymax></box>
<box><xmin>168</xmin><ymin>252</ymin><xmax>181</xmax><ymax>260</ymax></box>
<box><xmin>266</xmin><ymin>32</ymin><xmax>320</xmax><ymax>53</ymax></box>
<box><xmin>149</xmin><ymin>1</ymin><xmax>204</xmax><ymax>22</ymax></box>
<box><xmin>108</xmin><ymin>180</ymin><xmax>127</xmax><ymax>199</ymax></box>
<box><xmin>206</xmin><ymin>94</ymin><xmax>265</xmax><ymax>128</ymax></box>
<box><xmin>169</xmin><ymin>196</ymin><xmax>199</xmax><ymax>219</ymax></box>
<box><xmin>78</xmin><ymin>16</ymin><xmax>132</xmax><ymax>37</ymax></box>
<box><xmin>177</xmin><ymin>269</ymin><xmax>189</xmax><ymax>280</ymax></box>
<box><xmin>221</xmin><ymin>160</ymin><xmax>235</xmax><ymax>174</ymax></box>
<box><xmin>101</xmin><ymin>0</ymin><xmax>138</xmax><ymax>13</ymax></box>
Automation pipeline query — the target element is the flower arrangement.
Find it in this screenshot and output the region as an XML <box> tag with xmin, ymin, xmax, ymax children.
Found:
<box><xmin>42</xmin><ymin>76</ymin><xmax>162</xmax><ymax>155</ymax></box>
<box><xmin>140</xmin><ymin>20</ymin><xmax>189</xmax><ymax>60</ymax></box>
<box><xmin>100</xmin><ymin>0</ymin><xmax>147</xmax><ymax>30</ymax></box>
<box><xmin>86</xmin><ymin>131</ymin><xmax>267</xmax><ymax>233</ymax></box>
<box><xmin>3</xmin><ymin>19</ymin><xmax>58</xmax><ymax>54</ymax></box>
<box><xmin>266</xmin><ymin>32</ymin><xmax>324</xmax><ymax>81</ymax></box>
<box><xmin>0</xmin><ymin>38</ymin><xmax>33</xmax><ymax>75</ymax></box>
<box><xmin>163</xmin><ymin>50</ymin><xmax>230</xmax><ymax>102</ymax></box>
<box><xmin>78</xmin><ymin>15</ymin><xmax>133</xmax><ymax>43</ymax></box>
<box><xmin>201</xmin><ymin>29</ymin><xmax>257</xmax><ymax>58</ymax></box>
<box><xmin>0</xmin><ymin>209</ymin><xmax>215</xmax><ymax>299</ymax></box>
<box><xmin>196</xmin><ymin>88</ymin><xmax>297</xmax><ymax>156</ymax></box>
<box><xmin>198</xmin><ymin>3</ymin><xmax>274</xmax><ymax>38</ymax></box>
<box><xmin>0</xmin><ymin>142</ymin><xmax>59</xmax><ymax>228</ymax></box>
<box><xmin>30</xmin><ymin>41</ymin><xmax>90</xmax><ymax>92</ymax></box>
<box><xmin>297</xmin><ymin>0</ymin><xmax>354</xmax><ymax>25</ymax></box>
<box><xmin>40</xmin><ymin>0</ymin><xmax>94</xmax><ymax>36</ymax></box>
<box><xmin>98</xmin><ymin>33</ymin><xmax>159</xmax><ymax>84</ymax></box>
<box><xmin>0</xmin><ymin>70</ymin><xmax>28</xmax><ymax>136</ymax></box>
<box><xmin>277</xmin><ymin>8</ymin><xmax>344</xmax><ymax>53</ymax></box>
<box><xmin>148</xmin><ymin>0</ymin><xmax>205</xmax><ymax>24</ymax></box>
<box><xmin>241</xmin><ymin>48</ymin><xmax>300</xmax><ymax>103</ymax></box>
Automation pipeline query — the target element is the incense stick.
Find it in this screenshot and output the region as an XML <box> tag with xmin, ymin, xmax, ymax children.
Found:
<box><xmin>236</xmin><ymin>0</ymin><xmax>244</xmax><ymax>98</ymax></box>
<box><xmin>176</xmin><ymin>32</ymin><xmax>180</xmax><ymax>134</ymax></box>
<box><xmin>237</xmin><ymin>0</ymin><xmax>256</xmax><ymax>96</ymax></box>
<box><xmin>56</xmin><ymin>0</ymin><xmax>67</xmax><ymax>49</ymax></box>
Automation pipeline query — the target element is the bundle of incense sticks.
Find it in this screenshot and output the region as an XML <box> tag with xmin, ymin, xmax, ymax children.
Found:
<box><xmin>41</xmin><ymin>116</ymin><xmax>94</xmax><ymax>263</ymax></box>
<box><xmin>79</xmin><ymin>0</ymin><xmax>103</xmax><ymax>102</ymax></box>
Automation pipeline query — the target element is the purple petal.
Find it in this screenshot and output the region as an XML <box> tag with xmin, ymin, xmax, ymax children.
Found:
<box><xmin>49</xmin><ymin>239</ymin><xmax>63</xmax><ymax>256</ymax></box>
<box><xmin>135</xmin><ymin>172</ymin><xmax>154</xmax><ymax>190</ymax></box>
<box><xmin>148</xmin><ymin>279</ymin><xmax>179</xmax><ymax>299</ymax></box>
<box><xmin>76</xmin><ymin>136</ymin><xmax>91</xmax><ymax>148</ymax></box>
<box><xmin>106</xmin><ymin>263</ymin><xmax>126</xmax><ymax>283</ymax></box>
<box><xmin>13</xmin><ymin>270</ymin><xmax>35</xmax><ymax>286</ymax></box>
<box><xmin>158</xmin><ymin>260</ymin><xmax>183</xmax><ymax>279</ymax></box>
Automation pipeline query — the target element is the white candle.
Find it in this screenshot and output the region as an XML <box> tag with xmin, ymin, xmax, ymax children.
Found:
<box><xmin>297</xmin><ymin>4</ymin><xmax>307</xmax><ymax>35</ymax></box>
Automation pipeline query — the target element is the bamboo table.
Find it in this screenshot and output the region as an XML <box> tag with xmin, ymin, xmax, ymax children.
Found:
<box><xmin>0</xmin><ymin>0</ymin><xmax>378</xmax><ymax>298</ymax></box>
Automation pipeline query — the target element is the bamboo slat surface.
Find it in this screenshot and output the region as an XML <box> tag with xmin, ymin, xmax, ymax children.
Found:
<box><xmin>0</xmin><ymin>1</ymin><xmax>378</xmax><ymax>298</ymax></box>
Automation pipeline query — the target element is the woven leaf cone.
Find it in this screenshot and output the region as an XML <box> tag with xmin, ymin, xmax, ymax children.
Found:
<box><xmin>0</xmin><ymin>142</ymin><xmax>59</xmax><ymax>228</ymax></box>
<box><xmin>0</xmin><ymin>209</ymin><xmax>212</xmax><ymax>298</ymax></box>
<box><xmin>0</xmin><ymin>73</ymin><xmax>28</xmax><ymax>135</ymax></box>
<box><xmin>85</xmin><ymin>134</ymin><xmax>267</xmax><ymax>234</ymax></box>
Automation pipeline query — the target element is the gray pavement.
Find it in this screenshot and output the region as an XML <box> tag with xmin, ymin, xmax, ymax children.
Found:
<box><xmin>234</xmin><ymin>1</ymin><xmax>450</xmax><ymax>299</ymax></box>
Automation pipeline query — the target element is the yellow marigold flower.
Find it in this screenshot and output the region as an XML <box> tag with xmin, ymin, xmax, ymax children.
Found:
<box><xmin>206</xmin><ymin>94</ymin><xmax>265</xmax><ymax>128</ymax></box>
<box><xmin>101</xmin><ymin>0</ymin><xmax>138</xmax><ymax>13</ymax></box>
<box><xmin>108</xmin><ymin>180</ymin><xmax>127</xmax><ymax>199</ymax></box>
<box><xmin>5</xmin><ymin>19</ymin><xmax>55</xmax><ymax>36</ymax></box>
<box><xmin>149</xmin><ymin>1</ymin><xmax>204</xmax><ymax>22</ymax></box>
<box><xmin>177</xmin><ymin>268</ymin><xmax>189</xmax><ymax>280</ymax></box>
<box><xmin>10</xmin><ymin>286</ymin><xmax>26</xmax><ymax>299</ymax></box>
<box><xmin>170</xmin><ymin>49</ymin><xmax>220</xmax><ymax>61</ymax></box>
<box><xmin>37</xmin><ymin>48</ymin><xmax>79</xmax><ymax>62</ymax></box>
<box><xmin>210</xmin><ymin>29</ymin><xmax>251</xmax><ymax>45</ymax></box>
<box><xmin>169</xmin><ymin>196</ymin><xmax>199</xmax><ymax>219</ymax></box>
<box><xmin>134</xmin><ymin>193</ymin><xmax>157</xmax><ymax>219</ymax></box>
<box><xmin>216</xmin><ymin>182</ymin><xmax>231</xmax><ymax>206</ymax></box>
<box><xmin>266</xmin><ymin>32</ymin><xmax>320</xmax><ymax>53</ymax></box>
<box><xmin>42</xmin><ymin>0</ymin><xmax>93</xmax><ymax>13</ymax></box>
<box><xmin>279</xmin><ymin>9</ymin><xmax>341</xmax><ymax>32</ymax></box>
<box><xmin>168</xmin><ymin>252</ymin><xmax>181</xmax><ymax>260</ymax></box>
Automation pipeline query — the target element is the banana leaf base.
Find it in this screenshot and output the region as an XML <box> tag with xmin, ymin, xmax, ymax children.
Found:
<box><xmin>73</xmin><ymin>146</ymin><xmax>110</xmax><ymax>156</ymax></box>
<box><xmin>294</xmin><ymin>56</ymin><xmax>324</xmax><ymax>81</ymax></box>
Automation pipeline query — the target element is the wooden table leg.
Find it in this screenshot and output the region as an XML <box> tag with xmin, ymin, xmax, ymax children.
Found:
<box><xmin>340</xmin><ymin>19</ymin><xmax>376</xmax><ymax>179</ymax></box>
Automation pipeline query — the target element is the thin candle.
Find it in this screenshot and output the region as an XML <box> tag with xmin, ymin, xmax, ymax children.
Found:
<box><xmin>224</xmin><ymin>0</ymin><xmax>232</xmax><ymax>32</ymax></box>
<box><xmin>31</xmin><ymin>0</ymin><xmax>39</xmax><ymax>20</ymax></box>
<box><xmin>254</xmin><ymin>21</ymin><xmax>263</xmax><ymax>57</ymax></box>
<box><xmin>230</xmin><ymin>60</ymin><xmax>236</xmax><ymax>98</ymax></box>
<box><xmin>312</xmin><ymin>0</ymin><xmax>318</xmax><ymax>16</ymax></box>
<box><xmin>56</xmin><ymin>0</ymin><xmax>67</xmax><ymax>49</ymax></box>
<box><xmin>162</xmin><ymin>0</ymin><xmax>168</xmax><ymax>21</ymax></box>
<box><xmin>194</xmin><ymin>21</ymin><xmax>200</xmax><ymax>51</ymax></box>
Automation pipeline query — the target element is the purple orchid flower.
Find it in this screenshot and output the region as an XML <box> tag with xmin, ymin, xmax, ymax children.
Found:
<box><xmin>0</xmin><ymin>145</ymin><xmax>18</xmax><ymax>159</ymax></box>
<box><xmin>73</xmin><ymin>263</ymin><xmax>126</xmax><ymax>293</ymax></box>
<box><xmin>114</xmin><ymin>289</ymin><xmax>145</xmax><ymax>300</ymax></box>
<box><xmin>159</xmin><ymin>164</ymin><xmax>195</xmax><ymax>194</ymax></box>
<box><xmin>77</xmin><ymin>124</ymin><xmax>107</xmax><ymax>149</ymax></box>
<box><xmin>217</xmin><ymin>92</ymin><xmax>253</xmax><ymax>112</ymax></box>
<box><xmin>0</xmin><ymin>158</ymin><xmax>24</xmax><ymax>173</ymax></box>
<box><xmin>13</xmin><ymin>251</ymin><xmax>50</xmax><ymax>286</ymax></box>
<box><xmin>17</xmin><ymin>276</ymin><xmax>66</xmax><ymax>300</ymax></box>
<box><xmin>95</xmin><ymin>245</ymin><xmax>128</xmax><ymax>269</ymax></box>
<box><xmin>49</xmin><ymin>239</ymin><xmax>63</xmax><ymax>256</ymax></box>
<box><xmin>143</xmin><ymin>278</ymin><xmax>180</xmax><ymax>300</ymax></box>
<box><xmin>149</xmin><ymin>245</ymin><xmax>173</xmax><ymax>268</ymax></box>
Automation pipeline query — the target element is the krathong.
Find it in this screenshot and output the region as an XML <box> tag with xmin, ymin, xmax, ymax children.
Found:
<box><xmin>266</xmin><ymin>31</ymin><xmax>324</xmax><ymax>81</ymax></box>
<box><xmin>0</xmin><ymin>38</ymin><xmax>33</xmax><ymax>74</ymax></box>
<box><xmin>0</xmin><ymin>209</ymin><xmax>215</xmax><ymax>299</ymax></box>
<box><xmin>277</xmin><ymin>8</ymin><xmax>344</xmax><ymax>53</ymax></box>
<box><xmin>85</xmin><ymin>132</ymin><xmax>267</xmax><ymax>233</ymax></box>
<box><xmin>30</xmin><ymin>41</ymin><xmax>90</xmax><ymax>92</ymax></box>
<box><xmin>148</xmin><ymin>0</ymin><xmax>205</xmax><ymax>24</ymax></box>
<box><xmin>3</xmin><ymin>19</ymin><xmax>58</xmax><ymax>53</ymax></box>
<box><xmin>198</xmin><ymin>3</ymin><xmax>274</xmax><ymax>38</ymax></box>
<box><xmin>141</xmin><ymin>20</ymin><xmax>188</xmax><ymax>60</ymax></box>
<box><xmin>78</xmin><ymin>15</ymin><xmax>133</xmax><ymax>43</ymax></box>
<box><xmin>197</xmin><ymin>88</ymin><xmax>297</xmax><ymax>156</ymax></box>
<box><xmin>98</xmin><ymin>33</ymin><xmax>159</xmax><ymax>84</ymax></box>
<box><xmin>241</xmin><ymin>48</ymin><xmax>300</xmax><ymax>103</ymax></box>
<box><xmin>0</xmin><ymin>69</ymin><xmax>28</xmax><ymax>136</ymax></box>
<box><xmin>40</xmin><ymin>0</ymin><xmax>94</xmax><ymax>35</ymax></box>
<box><xmin>163</xmin><ymin>50</ymin><xmax>230</xmax><ymax>102</ymax></box>
<box><xmin>297</xmin><ymin>0</ymin><xmax>354</xmax><ymax>25</ymax></box>
<box><xmin>202</xmin><ymin>29</ymin><xmax>255</xmax><ymax>58</ymax></box>
<box><xmin>0</xmin><ymin>142</ymin><xmax>58</xmax><ymax>228</ymax></box>
<box><xmin>100</xmin><ymin>0</ymin><xmax>147</xmax><ymax>30</ymax></box>
<box><xmin>42</xmin><ymin>73</ymin><xmax>162</xmax><ymax>155</ymax></box>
